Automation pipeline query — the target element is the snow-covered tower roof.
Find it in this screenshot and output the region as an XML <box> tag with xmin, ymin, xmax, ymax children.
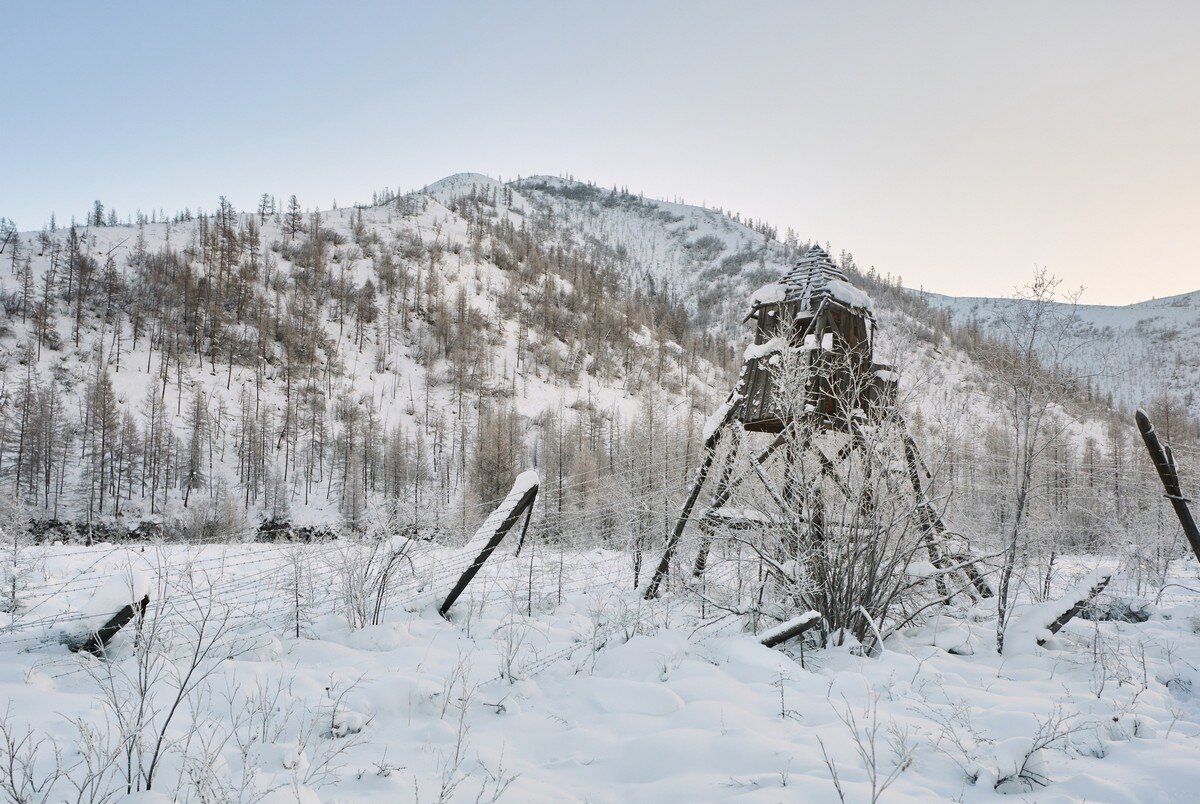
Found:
<box><xmin>781</xmin><ymin>244</ymin><xmax>845</xmax><ymax>288</ymax></box>
<box><xmin>778</xmin><ymin>244</ymin><xmax>873</xmax><ymax>314</ymax></box>
<box><xmin>747</xmin><ymin>244</ymin><xmax>873</xmax><ymax>314</ymax></box>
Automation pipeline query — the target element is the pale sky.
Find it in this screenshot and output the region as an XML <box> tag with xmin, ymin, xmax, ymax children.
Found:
<box><xmin>3</xmin><ymin>1</ymin><xmax>1198</xmax><ymax>304</ymax></box>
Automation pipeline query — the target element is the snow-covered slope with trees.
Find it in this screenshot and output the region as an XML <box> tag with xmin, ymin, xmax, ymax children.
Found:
<box><xmin>509</xmin><ymin>175</ymin><xmax>808</xmax><ymax>336</ymax></box>
<box><xmin>3</xmin><ymin>171</ymin><xmax>1178</xmax><ymax>550</ymax></box>
<box><xmin>927</xmin><ymin>288</ymin><xmax>1200</xmax><ymax>421</ymax></box>
<box><xmin>426</xmin><ymin>175</ymin><xmax>1196</xmax><ymax>574</ymax></box>
<box><xmin>0</xmin><ymin>182</ymin><xmax>729</xmax><ymax>538</ymax></box>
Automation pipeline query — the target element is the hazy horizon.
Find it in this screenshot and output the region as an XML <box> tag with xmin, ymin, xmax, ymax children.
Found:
<box><xmin>4</xmin><ymin>1</ymin><xmax>1198</xmax><ymax>305</ymax></box>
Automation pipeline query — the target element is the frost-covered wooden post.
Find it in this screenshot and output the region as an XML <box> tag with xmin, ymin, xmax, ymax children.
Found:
<box><xmin>1136</xmin><ymin>409</ymin><xmax>1200</xmax><ymax>565</ymax></box>
<box><xmin>439</xmin><ymin>471</ymin><xmax>539</xmax><ymax>618</ymax></box>
<box><xmin>72</xmin><ymin>594</ymin><xmax>150</xmax><ymax>656</ymax></box>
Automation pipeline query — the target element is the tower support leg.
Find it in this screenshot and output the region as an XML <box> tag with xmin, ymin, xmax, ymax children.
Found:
<box><xmin>643</xmin><ymin>402</ymin><xmax>736</xmax><ymax>599</ymax></box>
<box><xmin>689</xmin><ymin>427</ymin><xmax>797</xmax><ymax>582</ymax></box>
<box><xmin>897</xmin><ymin>418</ymin><xmax>993</xmax><ymax>599</ymax></box>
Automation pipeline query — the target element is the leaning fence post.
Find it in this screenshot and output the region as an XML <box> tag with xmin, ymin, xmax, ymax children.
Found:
<box><xmin>1041</xmin><ymin>572</ymin><xmax>1112</xmax><ymax>643</ymax></box>
<box><xmin>1135</xmin><ymin>409</ymin><xmax>1200</xmax><ymax>564</ymax></box>
<box><xmin>439</xmin><ymin>471</ymin><xmax>539</xmax><ymax>618</ymax></box>
<box><xmin>71</xmin><ymin>594</ymin><xmax>150</xmax><ymax>656</ymax></box>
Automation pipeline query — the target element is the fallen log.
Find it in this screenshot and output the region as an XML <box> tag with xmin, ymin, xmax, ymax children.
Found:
<box><xmin>1041</xmin><ymin>572</ymin><xmax>1113</xmax><ymax>642</ymax></box>
<box><xmin>760</xmin><ymin>610</ymin><xmax>822</xmax><ymax>648</ymax></box>
<box><xmin>1005</xmin><ymin>569</ymin><xmax>1113</xmax><ymax>651</ymax></box>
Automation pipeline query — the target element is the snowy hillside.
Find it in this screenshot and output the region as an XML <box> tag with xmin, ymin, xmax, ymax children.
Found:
<box><xmin>427</xmin><ymin>176</ymin><xmax>1019</xmax><ymax>407</ymax></box>
<box><xmin>2</xmin><ymin>171</ymin><xmax>1172</xmax><ymax>549</ymax></box>
<box><xmin>483</xmin><ymin>172</ymin><xmax>1198</xmax><ymax>430</ymax></box>
<box><xmin>927</xmin><ymin>288</ymin><xmax>1200</xmax><ymax>418</ymax></box>
<box><xmin>0</xmin><ymin>183</ymin><xmax>729</xmax><ymax>537</ymax></box>
<box><xmin>508</xmin><ymin>175</ymin><xmax>800</xmax><ymax>336</ymax></box>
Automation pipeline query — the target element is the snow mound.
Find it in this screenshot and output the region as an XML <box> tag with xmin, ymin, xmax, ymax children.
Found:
<box><xmin>824</xmin><ymin>277</ymin><xmax>874</xmax><ymax>312</ymax></box>
<box><xmin>743</xmin><ymin>337</ymin><xmax>786</xmax><ymax>361</ymax></box>
<box><xmin>750</xmin><ymin>282</ymin><xmax>787</xmax><ymax>305</ymax></box>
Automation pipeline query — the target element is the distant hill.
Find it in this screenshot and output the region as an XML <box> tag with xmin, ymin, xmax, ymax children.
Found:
<box><xmin>926</xmin><ymin>288</ymin><xmax>1200</xmax><ymax>417</ymax></box>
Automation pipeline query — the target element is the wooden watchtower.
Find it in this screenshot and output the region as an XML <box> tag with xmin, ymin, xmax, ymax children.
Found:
<box><xmin>643</xmin><ymin>245</ymin><xmax>989</xmax><ymax>602</ymax></box>
<box><xmin>738</xmin><ymin>244</ymin><xmax>895</xmax><ymax>432</ymax></box>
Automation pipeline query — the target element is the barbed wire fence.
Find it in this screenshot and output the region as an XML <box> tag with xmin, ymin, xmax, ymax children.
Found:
<box><xmin>0</xmin><ymin>438</ymin><xmax>1194</xmax><ymax>689</ymax></box>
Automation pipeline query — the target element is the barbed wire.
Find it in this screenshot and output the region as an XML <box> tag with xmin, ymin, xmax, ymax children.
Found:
<box><xmin>10</xmin><ymin>425</ymin><xmax>1199</xmax><ymax>689</ymax></box>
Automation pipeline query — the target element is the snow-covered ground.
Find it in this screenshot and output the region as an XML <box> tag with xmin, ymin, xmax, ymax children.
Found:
<box><xmin>3</xmin><ymin>540</ymin><xmax>1200</xmax><ymax>801</ymax></box>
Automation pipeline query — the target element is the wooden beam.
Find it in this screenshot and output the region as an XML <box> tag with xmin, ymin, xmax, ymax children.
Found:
<box><xmin>643</xmin><ymin>410</ymin><xmax>730</xmax><ymax>599</ymax></box>
<box><xmin>760</xmin><ymin>611</ymin><xmax>822</xmax><ymax>648</ymax></box>
<box><xmin>1039</xmin><ymin>572</ymin><xmax>1112</xmax><ymax>644</ymax></box>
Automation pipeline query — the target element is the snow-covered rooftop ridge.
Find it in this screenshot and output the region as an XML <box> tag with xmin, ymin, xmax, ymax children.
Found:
<box><xmin>767</xmin><ymin>244</ymin><xmax>874</xmax><ymax>313</ymax></box>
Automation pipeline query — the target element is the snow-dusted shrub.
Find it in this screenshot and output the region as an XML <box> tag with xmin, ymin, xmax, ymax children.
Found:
<box><xmin>173</xmin><ymin>485</ymin><xmax>252</xmax><ymax>543</ymax></box>
<box><xmin>0</xmin><ymin>707</ymin><xmax>68</xmax><ymax>803</ymax></box>
<box><xmin>332</xmin><ymin>502</ymin><xmax>419</xmax><ymax>629</ymax></box>
<box><xmin>817</xmin><ymin>692</ymin><xmax>911</xmax><ymax>803</ymax></box>
<box><xmin>76</xmin><ymin>565</ymin><xmax>254</xmax><ymax>796</ymax></box>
